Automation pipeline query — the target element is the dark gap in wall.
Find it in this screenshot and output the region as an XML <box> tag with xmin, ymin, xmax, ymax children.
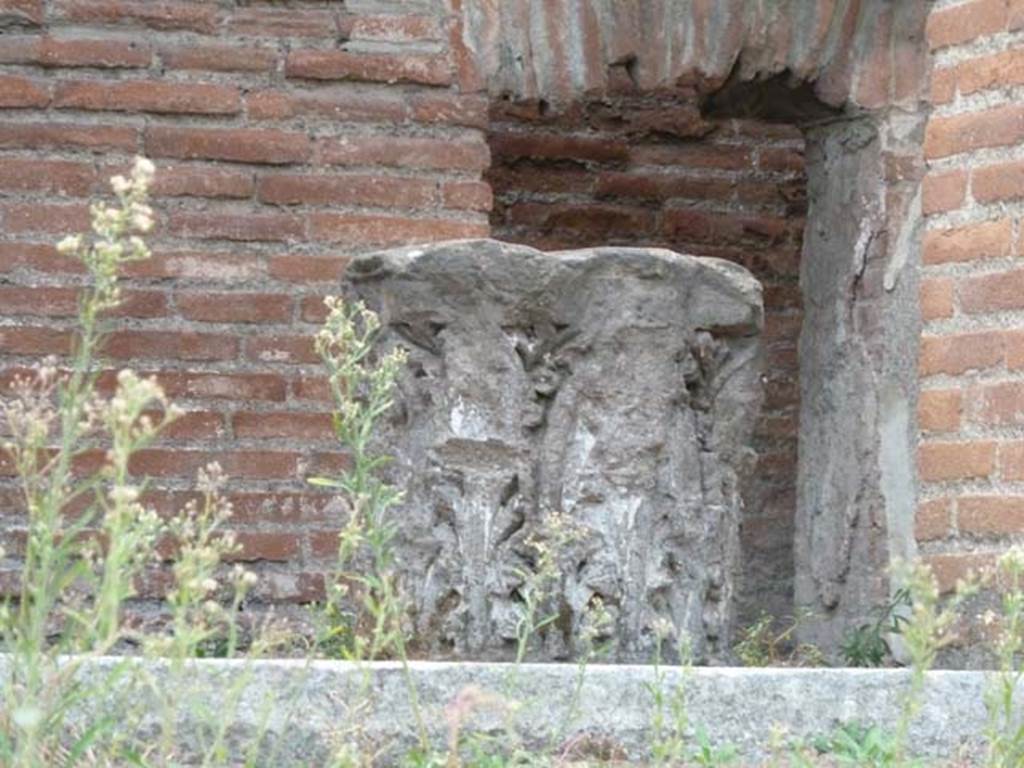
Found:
<box><xmin>484</xmin><ymin>92</ymin><xmax>809</xmax><ymax>630</ymax></box>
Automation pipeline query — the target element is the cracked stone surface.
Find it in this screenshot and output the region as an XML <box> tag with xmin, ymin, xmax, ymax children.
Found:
<box><xmin>342</xmin><ymin>239</ymin><xmax>764</xmax><ymax>662</ymax></box>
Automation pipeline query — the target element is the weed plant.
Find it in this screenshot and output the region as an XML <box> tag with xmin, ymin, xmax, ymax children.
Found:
<box><xmin>985</xmin><ymin>546</ymin><xmax>1024</xmax><ymax>768</ymax></box>
<box><xmin>0</xmin><ymin>159</ymin><xmax>289</xmax><ymax>766</ymax></box>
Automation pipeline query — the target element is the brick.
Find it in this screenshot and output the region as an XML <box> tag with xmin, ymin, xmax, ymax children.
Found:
<box><xmin>918</xmin><ymin>440</ymin><xmax>996</xmax><ymax>482</ymax></box>
<box><xmin>920</xmin><ymin>331</ymin><xmax>1004</xmax><ymax>375</ymax></box>
<box><xmin>962</xmin><ymin>269</ymin><xmax>1024</xmax><ymax>314</ymax></box>
<box><xmin>0</xmin><ymin>158</ymin><xmax>95</xmax><ymax>195</ymax></box>
<box><xmin>763</xmin><ymin>313</ymin><xmax>802</xmax><ymax>343</ymax></box>
<box><xmin>748</xmin><ymin>177</ymin><xmax>806</xmax><ymax>209</ymax></box>
<box><xmin>126</xmin><ymin>249</ymin><xmax>264</xmax><ymax>282</ymax></box>
<box><xmin>299</xmin><ymin>295</ymin><xmax>330</xmax><ymax>323</ymax></box>
<box><xmin>663</xmin><ymin>208</ymin><xmax>788</xmax><ymax>246</ymax></box>
<box><xmin>340</xmin><ymin>13</ymin><xmax>442</xmax><ymax>43</ymax></box>
<box><xmin>0</xmin><ymin>242</ymin><xmax>81</xmax><ymax>275</ymax></box>
<box><xmin>54</xmin><ymin>80</ymin><xmax>240</xmax><ymax>115</ymax></box>
<box><xmin>129</xmin><ymin>449</ymin><xmax>299</xmax><ymax>479</ymax></box>
<box><xmin>105</xmin><ymin>330</ymin><xmax>237</xmax><ymax>362</ymax></box>
<box><xmin>166</xmin><ymin>211</ymin><xmax>304</xmax><ymax>243</ymax></box>
<box><xmin>0</xmin><ymin>0</ymin><xmax>42</xmax><ymax>27</ymax></box>
<box><xmin>160</xmin><ymin>44</ymin><xmax>275</xmax><ymax>72</ymax></box>
<box><xmin>257</xmin><ymin>173</ymin><xmax>437</xmax><ymax>209</ymax></box>
<box><xmin>244</xmin><ymin>335</ymin><xmax>318</xmax><ymax>365</ymax></box>
<box><xmin>596</xmin><ymin>171</ymin><xmax>734</xmax><ymax>202</ymax></box>
<box><xmin>291</xmin><ymin>375</ymin><xmax>330</xmax><ymax>402</ymax></box>
<box><xmin>494</xmin><ymin>132</ymin><xmax>628</xmax><ymax>164</ymax></box>
<box><xmin>927</xmin><ymin>0</ymin><xmax>1007</xmax><ymax>50</ymax></box>
<box><xmin>0</xmin><ymin>36</ymin><xmax>151</xmax><ymax>67</ymax></box>
<box><xmin>960</xmin><ymin>495</ymin><xmax>1024</xmax><ymax>536</ymax></box>
<box><xmin>150</xmin><ymin>165</ymin><xmax>254</xmax><ymax>200</ymax></box>
<box><xmin>630</xmin><ymin>142</ymin><xmax>752</xmax><ymax>170</ymax></box>
<box><xmin>915</xmin><ymin>498</ymin><xmax>951</xmax><ymax>542</ymax></box>
<box><xmin>487</xmin><ymin>164</ymin><xmax>594</xmax><ymax>196</ymax></box>
<box><xmin>268</xmin><ymin>255</ymin><xmax>349</xmax><ymax>282</ymax></box>
<box><xmin>227</xmin><ymin>7</ymin><xmax>338</xmax><ymax>38</ymax></box>
<box><xmin>0</xmin><ymin>285</ymin><xmax>165</xmax><ymax>318</ymax></box>
<box><xmin>959</xmin><ymin>49</ymin><xmax>1024</xmax><ymax>96</ymax></box>
<box><xmin>309</xmin><ymin>213</ymin><xmax>488</xmax><ymax>245</ymax></box>
<box><xmin>228</xmin><ymin>532</ymin><xmax>300</xmax><ymax>563</ymax></box>
<box><xmin>318</xmin><ymin>135</ymin><xmax>489</xmax><ymax>171</ymax></box>
<box><xmin>247</xmin><ymin>88</ymin><xmax>406</xmax><ymax>122</ymax></box>
<box><xmin>308</xmin><ymin>451</ymin><xmax>351</xmax><ymax>476</ymax></box>
<box><xmin>441</xmin><ymin>180</ymin><xmax>493</xmax><ymax>211</ymax></box>
<box><xmin>509</xmin><ymin>201</ymin><xmax>658</xmax><ymax>238</ymax></box>
<box><xmin>43</xmin><ymin>37</ymin><xmax>150</xmax><ymax>67</ymax></box>
<box><xmin>159</xmin><ymin>410</ymin><xmax>223</xmax><ymax>441</ymax></box>
<box><xmin>308</xmin><ymin>530</ymin><xmax>341</xmax><ymax>559</ymax></box>
<box><xmin>165</xmin><ymin>372</ymin><xmax>286</xmax><ymax>402</ymax></box>
<box><xmin>0</xmin><ymin>121</ymin><xmax>136</xmax><ymax>152</ymax></box>
<box><xmin>286</xmin><ymin>49</ymin><xmax>451</xmax><ymax>87</ymax></box>
<box><xmin>920</xmin><ymin>276</ymin><xmax>955</xmax><ymax>321</ymax></box>
<box><xmin>0</xmin><ymin>285</ymin><xmax>80</xmax><ymax>317</ymax></box>
<box><xmin>210</xmin><ymin>491</ymin><xmax>335</xmax><ymax>525</ymax></box>
<box><xmin>972</xmin><ymin>160</ymin><xmax>1024</xmax><ymax>203</ymax></box>
<box><xmin>930</xmin><ymin>67</ymin><xmax>956</xmax><ymax>104</ymax></box>
<box><xmin>146</xmin><ymin>127</ymin><xmax>310</xmax><ymax>165</ymax></box>
<box><xmin>977</xmin><ymin>381</ymin><xmax>1024</xmax><ymax>425</ymax></box>
<box><xmin>918</xmin><ymin>389</ymin><xmax>962</xmax><ymax>432</ymax></box>
<box><xmin>1005</xmin><ymin>330</ymin><xmax>1024</xmax><ymax>370</ymax></box>
<box><xmin>409</xmin><ymin>92</ymin><xmax>488</xmax><ymax>128</ymax></box>
<box><xmin>232</xmin><ymin>411</ymin><xmax>334</xmax><ymax>440</ymax></box>
<box><xmin>177</xmin><ymin>292</ymin><xmax>291</xmax><ymax>324</ymax></box>
<box><xmin>925</xmin><ymin>105</ymin><xmax>1024</xmax><ymax>159</ymax></box>
<box><xmin>0</xmin><ymin>326</ymin><xmax>72</xmax><ymax>356</ymax></box>
<box><xmin>925</xmin><ymin>553</ymin><xmax>996</xmax><ymax>594</ymax></box>
<box><xmin>922</xmin><ymin>218</ymin><xmax>1011</xmax><ymax>264</ymax></box>
<box><xmin>1</xmin><ymin>201</ymin><xmax>90</xmax><ymax>233</ymax></box>
<box><xmin>0</xmin><ymin>74</ymin><xmax>47</xmax><ymax>107</ymax></box>
<box><xmin>758</xmin><ymin>147</ymin><xmax>805</xmax><ymax>173</ymax></box>
<box><xmin>1003</xmin><ymin>441</ymin><xmax>1024</xmax><ymax>480</ymax></box>
<box><xmin>53</xmin><ymin>1</ymin><xmax>220</xmax><ymax>34</ymax></box>
<box><xmin>922</xmin><ymin>169</ymin><xmax>966</xmax><ymax>215</ymax></box>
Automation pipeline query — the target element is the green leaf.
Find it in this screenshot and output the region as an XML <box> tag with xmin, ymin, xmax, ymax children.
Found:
<box><xmin>307</xmin><ymin>476</ymin><xmax>346</xmax><ymax>488</ymax></box>
<box><xmin>64</xmin><ymin>715</ymin><xmax>118</xmax><ymax>766</ymax></box>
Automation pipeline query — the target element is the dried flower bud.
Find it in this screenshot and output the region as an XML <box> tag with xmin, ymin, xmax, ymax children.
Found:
<box><xmin>56</xmin><ymin>235</ymin><xmax>82</xmax><ymax>255</ymax></box>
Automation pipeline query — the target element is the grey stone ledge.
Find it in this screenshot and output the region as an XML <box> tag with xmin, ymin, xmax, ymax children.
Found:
<box><xmin>0</xmin><ymin>655</ymin><xmax>1008</xmax><ymax>764</ymax></box>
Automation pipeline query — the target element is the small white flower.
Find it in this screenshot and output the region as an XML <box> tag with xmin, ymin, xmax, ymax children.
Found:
<box><xmin>133</xmin><ymin>156</ymin><xmax>155</xmax><ymax>180</ymax></box>
<box><xmin>110</xmin><ymin>175</ymin><xmax>131</xmax><ymax>195</ymax></box>
<box><xmin>109</xmin><ymin>485</ymin><xmax>140</xmax><ymax>505</ymax></box>
<box><xmin>132</xmin><ymin>212</ymin><xmax>154</xmax><ymax>233</ymax></box>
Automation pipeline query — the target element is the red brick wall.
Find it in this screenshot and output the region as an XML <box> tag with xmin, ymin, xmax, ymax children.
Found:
<box><xmin>3</xmin><ymin>0</ymin><xmax>1016</xmax><ymax>637</ymax></box>
<box><xmin>0</xmin><ymin>0</ymin><xmax>489</xmax><ymax>603</ymax></box>
<box><xmin>920</xmin><ymin>0</ymin><xmax>1024</xmax><ymax>592</ymax></box>
<box><xmin>486</xmin><ymin>96</ymin><xmax>806</xmax><ymax>620</ymax></box>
